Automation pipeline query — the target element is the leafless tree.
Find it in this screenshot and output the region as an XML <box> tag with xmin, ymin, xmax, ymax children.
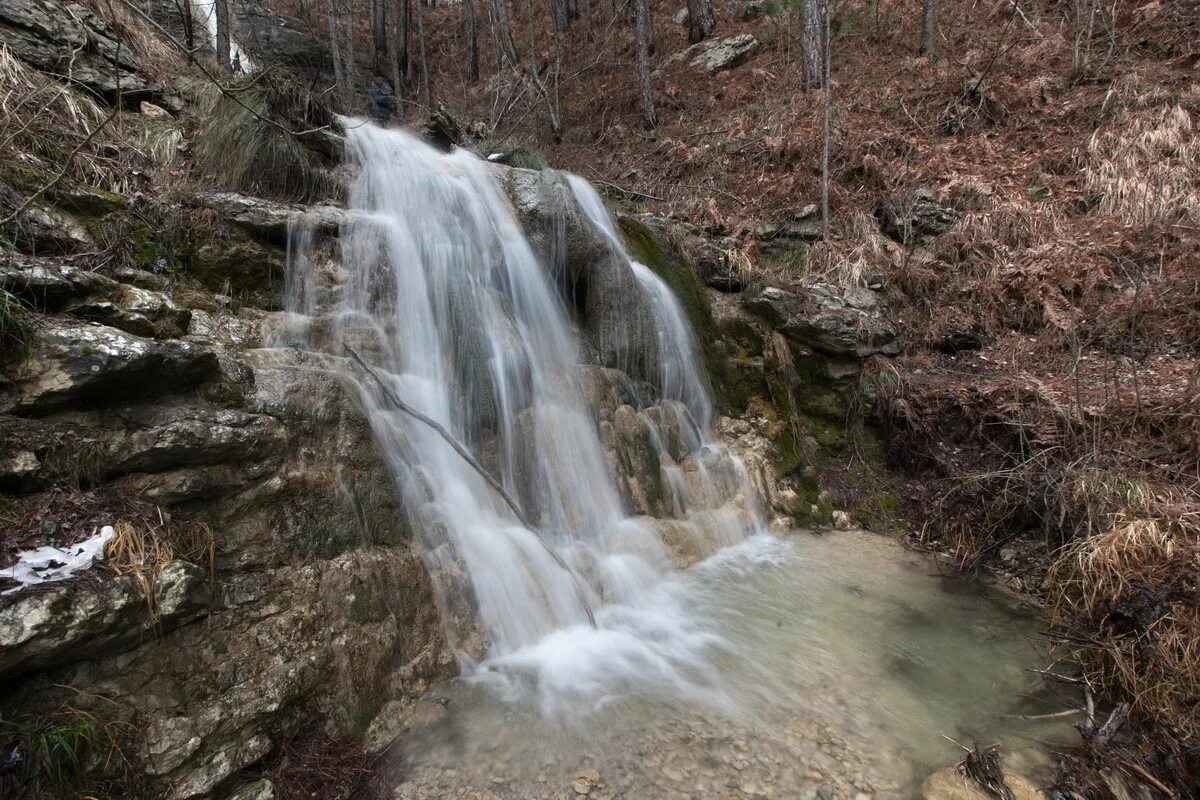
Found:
<box><xmin>491</xmin><ymin>0</ymin><xmax>520</xmax><ymax>66</ymax></box>
<box><xmin>463</xmin><ymin>0</ymin><xmax>480</xmax><ymax>83</ymax></box>
<box><xmin>344</xmin><ymin>0</ymin><xmax>361</xmax><ymax>106</ymax></box>
<box><xmin>633</xmin><ymin>0</ymin><xmax>656</xmax><ymax>128</ymax></box>
<box><xmin>415</xmin><ymin>0</ymin><xmax>431</xmax><ymax>110</ymax></box>
<box><xmin>819</xmin><ymin>0</ymin><xmax>830</xmax><ymax>239</ymax></box>
<box><xmin>686</xmin><ymin>0</ymin><xmax>715</xmax><ymax>43</ymax></box>
<box><xmin>388</xmin><ymin>0</ymin><xmax>407</xmax><ymax>119</ymax></box>
<box><xmin>921</xmin><ymin>0</ymin><xmax>936</xmax><ymax>56</ymax></box>
<box><xmin>525</xmin><ymin>0</ymin><xmax>563</xmax><ymax>134</ymax></box>
<box><xmin>328</xmin><ymin>4</ymin><xmax>349</xmax><ymax>106</ymax></box>
<box><xmin>552</xmin><ymin>0</ymin><xmax>575</xmax><ymax>31</ymax></box>
<box><xmin>800</xmin><ymin>0</ymin><xmax>821</xmax><ymax>89</ymax></box>
<box><xmin>372</xmin><ymin>0</ymin><xmax>388</xmax><ymax>64</ymax></box>
<box><xmin>214</xmin><ymin>0</ymin><xmax>231</xmax><ymax>70</ymax></box>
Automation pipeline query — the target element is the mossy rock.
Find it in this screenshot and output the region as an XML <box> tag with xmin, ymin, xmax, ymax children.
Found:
<box><xmin>617</xmin><ymin>216</ymin><xmax>744</xmax><ymax>413</ymax></box>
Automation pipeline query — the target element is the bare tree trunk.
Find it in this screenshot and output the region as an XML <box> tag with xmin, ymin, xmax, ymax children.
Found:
<box><xmin>388</xmin><ymin>0</ymin><xmax>406</xmax><ymax>119</ymax></box>
<box><xmin>328</xmin><ymin>4</ymin><xmax>349</xmax><ymax>106</ymax></box>
<box><xmin>800</xmin><ymin>0</ymin><xmax>821</xmax><ymax>89</ymax></box>
<box><xmin>525</xmin><ymin>0</ymin><xmax>562</xmax><ymax>134</ymax></box>
<box><xmin>463</xmin><ymin>0</ymin><xmax>480</xmax><ymax>83</ymax></box>
<box><xmin>686</xmin><ymin>0</ymin><xmax>715</xmax><ymax>43</ymax></box>
<box><xmin>921</xmin><ymin>0</ymin><xmax>936</xmax><ymax>56</ymax></box>
<box><xmin>344</xmin><ymin>0</ymin><xmax>360</xmax><ymax>108</ymax></box>
<box><xmin>633</xmin><ymin>0</ymin><xmax>656</xmax><ymax>128</ymax></box>
<box><xmin>214</xmin><ymin>0</ymin><xmax>231</xmax><ymax>70</ymax></box>
<box><xmin>180</xmin><ymin>0</ymin><xmax>194</xmax><ymax>52</ymax></box>
<box><xmin>372</xmin><ymin>0</ymin><xmax>388</xmax><ymax>64</ymax></box>
<box><xmin>415</xmin><ymin>0</ymin><xmax>431</xmax><ymax>111</ymax></box>
<box><xmin>552</xmin><ymin>0</ymin><xmax>575</xmax><ymax>31</ymax></box>
<box><xmin>819</xmin><ymin>0</ymin><xmax>830</xmax><ymax>239</ymax></box>
<box><xmin>491</xmin><ymin>0</ymin><xmax>519</xmax><ymax>65</ymax></box>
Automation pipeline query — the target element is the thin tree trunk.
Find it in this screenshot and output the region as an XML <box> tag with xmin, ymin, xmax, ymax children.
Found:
<box><xmin>328</xmin><ymin>5</ymin><xmax>349</xmax><ymax>106</ymax></box>
<box><xmin>388</xmin><ymin>0</ymin><xmax>406</xmax><ymax>119</ymax></box>
<box><xmin>686</xmin><ymin>0</ymin><xmax>715</xmax><ymax>43</ymax></box>
<box><xmin>181</xmin><ymin>0</ymin><xmax>194</xmax><ymax>52</ymax></box>
<box><xmin>552</xmin><ymin>0</ymin><xmax>574</xmax><ymax>31</ymax></box>
<box><xmin>415</xmin><ymin>0</ymin><xmax>431</xmax><ymax>111</ymax></box>
<box><xmin>372</xmin><ymin>0</ymin><xmax>388</xmax><ymax>64</ymax></box>
<box><xmin>491</xmin><ymin>0</ymin><xmax>519</xmax><ymax>65</ymax></box>
<box><xmin>214</xmin><ymin>0</ymin><xmax>231</xmax><ymax>70</ymax></box>
<box><xmin>463</xmin><ymin>0</ymin><xmax>480</xmax><ymax>83</ymax></box>
<box><xmin>921</xmin><ymin>0</ymin><xmax>936</xmax><ymax>56</ymax></box>
<box><xmin>819</xmin><ymin>0</ymin><xmax>830</xmax><ymax>240</ymax></box>
<box><xmin>525</xmin><ymin>0</ymin><xmax>562</xmax><ymax>134</ymax></box>
<box><xmin>344</xmin><ymin>1</ymin><xmax>360</xmax><ymax>108</ymax></box>
<box><xmin>633</xmin><ymin>0</ymin><xmax>656</xmax><ymax>128</ymax></box>
<box><xmin>800</xmin><ymin>0</ymin><xmax>821</xmax><ymax>89</ymax></box>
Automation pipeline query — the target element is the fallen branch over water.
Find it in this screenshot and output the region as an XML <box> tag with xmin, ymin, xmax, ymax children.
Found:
<box><xmin>344</xmin><ymin>345</ymin><xmax>597</xmax><ymax>628</ymax></box>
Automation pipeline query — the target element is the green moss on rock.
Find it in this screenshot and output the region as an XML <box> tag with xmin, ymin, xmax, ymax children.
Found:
<box><xmin>617</xmin><ymin>215</ymin><xmax>744</xmax><ymax>413</ymax></box>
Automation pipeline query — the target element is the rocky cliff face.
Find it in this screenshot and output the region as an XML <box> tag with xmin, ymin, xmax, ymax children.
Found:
<box><xmin>1</xmin><ymin>191</ymin><xmax>452</xmax><ymax>796</ymax></box>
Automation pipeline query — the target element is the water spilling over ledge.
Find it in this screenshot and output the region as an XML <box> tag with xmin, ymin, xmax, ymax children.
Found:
<box><xmin>285</xmin><ymin>122</ymin><xmax>762</xmax><ymax>706</ymax></box>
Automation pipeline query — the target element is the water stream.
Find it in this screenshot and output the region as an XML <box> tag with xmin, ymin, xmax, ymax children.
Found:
<box><xmin>286</xmin><ymin>123</ymin><xmax>1069</xmax><ymax>798</ymax></box>
<box><xmin>393</xmin><ymin>532</ymin><xmax>1070</xmax><ymax>799</ymax></box>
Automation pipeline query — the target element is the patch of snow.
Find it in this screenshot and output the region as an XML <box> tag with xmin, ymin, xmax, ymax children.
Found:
<box><xmin>2</xmin><ymin>526</ymin><xmax>115</xmax><ymax>595</ymax></box>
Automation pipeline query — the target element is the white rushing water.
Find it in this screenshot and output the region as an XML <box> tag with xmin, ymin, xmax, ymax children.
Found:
<box><xmin>287</xmin><ymin>123</ymin><xmax>761</xmax><ymax>712</ymax></box>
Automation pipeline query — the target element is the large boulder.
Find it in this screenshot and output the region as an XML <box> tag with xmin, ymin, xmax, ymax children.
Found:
<box><xmin>1</xmin><ymin>257</ymin><xmax>190</xmax><ymax>337</ymax></box>
<box><xmin>745</xmin><ymin>287</ymin><xmax>803</xmax><ymax>326</ymax></box>
<box><xmin>676</xmin><ymin>33</ymin><xmax>761</xmax><ymax>73</ymax></box>
<box><xmin>754</xmin><ymin>205</ymin><xmax>823</xmax><ymax>253</ymax></box>
<box><xmin>782</xmin><ymin>309</ymin><xmax>899</xmax><ymax>358</ymax></box>
<box><xmin>875</xmin><ymin>188</ymin><xmax>958</xmax><ymax>243</ymax></box>
<box><xmin>0</xmin><ymin>0</ymin><xmax>152</xmax><ymax>102</ymax></box>
<box><xmin>0</xmin><ymin>320</ymin><xmax>219</xmax><ymax>415</ymax></box>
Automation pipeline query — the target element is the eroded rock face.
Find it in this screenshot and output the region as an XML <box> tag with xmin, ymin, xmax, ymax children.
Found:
<box><xmin>193</xmin><ymin>192</ymin><xmax>345</xmax><ymax>245</ymax></box>
<box><xmin>0</xmin><ymin>561</ymin><xmax>209</xmax><ymax>681</ymax></box>
<box><xmin>0</xmin><ymin>249</ymin><xmax>452</xmax><ymax>797</ymax></box>
<box><xmin>0</xmin><ymin>321</ymin><xmax>218</xmax><ymax>416</ymax></box>
<box><xmin>0</xmin><ymin>0</ymin><xmax>152</xmax><ymax>101</ymax></box>
<box><xmin>783</xmin><ymin>309</ymin><xmax>900</xmax><ymax>358</ymax></box>
<box><xmin>498</xmin><ymin>166</ymin><xmax>664</xmax><ymax>387</ymax></box>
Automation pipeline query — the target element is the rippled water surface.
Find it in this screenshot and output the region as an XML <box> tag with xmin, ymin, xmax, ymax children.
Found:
<box><xmin>394</xmin><ymin>531</ymin><xmax>1071</xmax><ymax>799</ymax></box>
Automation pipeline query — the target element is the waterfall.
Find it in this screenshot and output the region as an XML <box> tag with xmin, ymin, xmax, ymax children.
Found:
<box><xmin>287</xmin><ymin>123</ymin><xmax>761</xmax><ymax>708</ymax></box>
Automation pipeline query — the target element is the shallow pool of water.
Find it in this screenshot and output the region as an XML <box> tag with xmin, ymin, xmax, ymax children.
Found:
<box><xmin>393</xmin><ymin>531</ymin><xmax>1072</xmax><ymax>799</ymax></box>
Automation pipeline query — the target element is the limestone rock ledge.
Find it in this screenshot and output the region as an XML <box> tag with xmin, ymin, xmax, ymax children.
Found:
<box><xmin>0</xmin><ymin>254</ymin><xmax>451</xmax><ymax>798</ymax></box>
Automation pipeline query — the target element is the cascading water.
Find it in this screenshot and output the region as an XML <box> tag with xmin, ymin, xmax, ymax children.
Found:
<box><xmin>287</xmin><ymin>122</ymin><xmax>760</xmax><ymax>710</ymax></box>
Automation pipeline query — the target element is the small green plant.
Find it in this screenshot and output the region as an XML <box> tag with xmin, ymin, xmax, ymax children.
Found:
<box><xmin>1</xmin><ymin>288</ymin><xmax>29</xmax><ymax>367</ymax></box>
<box><xmin>1</xmin><ymin>708</ymin><xmax>106</xmax><ymax>797</ymax></box>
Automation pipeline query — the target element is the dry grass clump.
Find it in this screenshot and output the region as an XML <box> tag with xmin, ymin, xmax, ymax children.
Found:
<box><xmin>1046</xmin><ymin>513</ymin><xmax>1200</xmax><ymax>746</ymax></box>
<box><xmin>1084</xmin><ymin>75</ymin><xmax>1199</xmax><ymax>227</ymax></box>
<box><xmin>0</xmin><ymin>45</ymin><xmax>122</xmax><ymax>193</ymax></box>
<box><xmin>193</xmin><ymin>74</ymin><xmax>339</xmax><ymax>202</ymax></box>
<box><xmin>806</xmin><ymin>211</ymin><xmax>886</xmax><ymax>290</ymax></box>
<box><xmin>0</xmin><ymin>489</ymin><xmax>215</xmax><ymax>608</ymax></box>
<box><xmin>103</xmin><ymin>515</ymin><xmax>214</xmax><ymax>620</ymax></box>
